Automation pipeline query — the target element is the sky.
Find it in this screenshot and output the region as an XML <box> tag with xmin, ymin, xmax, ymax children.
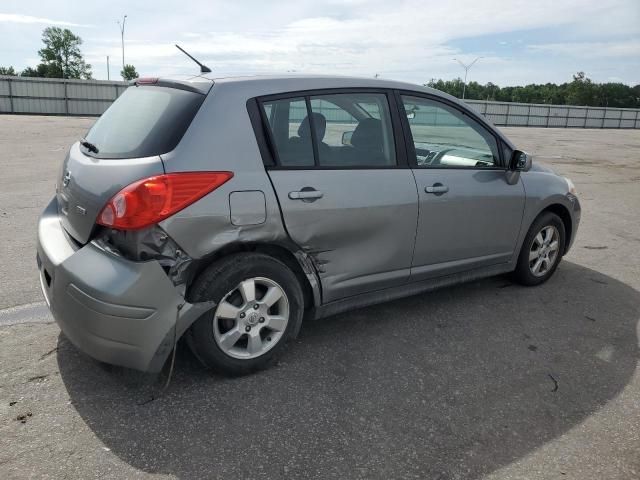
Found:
<box><xmin>1</xmin><ymin>0</ymin><xmax>639</xmax><ymax>86</ymax></box>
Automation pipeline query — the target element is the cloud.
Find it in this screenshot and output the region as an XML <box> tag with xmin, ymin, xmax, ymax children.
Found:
<box><xmin>3</xmin><ymin>0</ymin><xmax>639</xmax><ymax>84</ymax></box>
<box><xmin>92</xmin><ymin>0</ymin><xmax>632</xmax><ymax>78</ymax></box>
<box><xmin>0</xmin><ymin>13</ymin><xmax>92</xmax><ymax>27</ymax></box>
<box><xmin>528</xmin><ymin>40</ymin><xmax>640</xmax><ymax>58</ymax></box>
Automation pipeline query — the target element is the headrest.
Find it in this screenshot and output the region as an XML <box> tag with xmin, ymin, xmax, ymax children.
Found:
<box><xmin>298</xmin><ymin>112</ymin><xmax>327</xmax><ymax>140</ymax></box>
<box><xmin>351</xmin><ymin>118</ymin><xmax>383</xmax><ymax>151</ymax></box>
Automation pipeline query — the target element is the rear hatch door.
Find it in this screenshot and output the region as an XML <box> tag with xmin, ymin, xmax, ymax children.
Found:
<box><xmin>57</xmin><ymin>82</ymin><xmax>207</xmax><ymax>244</ymax></box>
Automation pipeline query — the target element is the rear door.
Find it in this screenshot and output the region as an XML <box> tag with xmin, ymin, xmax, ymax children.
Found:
<box><xmin>398</xmin><ymin>93</ymin><xmax>525</xmax><ymax>281</ymax></box>
<box><xmin>259</xmin><ymin>90</ymin><xmax>419</xmax><ymax>303</ymax></box>
<box><xmin>57</xmin><ymin>83</ymin><xmax>207</xmax><ymax>243</ymax></box>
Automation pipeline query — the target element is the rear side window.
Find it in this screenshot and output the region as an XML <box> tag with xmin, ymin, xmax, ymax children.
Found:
<box><xmin>262</xmin><ymin>97</ymin><xmax>314</xmax><ymax>167</ymax></box>
<box><xmin>84</xmin><ymin>86</ymin><xmax>205</xmax><ymax>159</ymax></box>
<box><xmin>260</xmin><ymin>91</ymin><xmax>397</xmax><ymax>168</ymax></box>
<box><xmin>309</xmin><ymin>93</ymin><xmax>396</xmax><ymax>167</ymax></box>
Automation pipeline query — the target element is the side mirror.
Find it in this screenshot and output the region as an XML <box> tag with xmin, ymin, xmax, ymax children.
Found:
<box><xmin>342</xmin><ymin>131</ymin><xmax>354</xmax><ymax>146</ymax></box>
<box><xmin>509</xmin><ymin>150</ymin><xmax>532</xmax><ymax>171</ymax></box>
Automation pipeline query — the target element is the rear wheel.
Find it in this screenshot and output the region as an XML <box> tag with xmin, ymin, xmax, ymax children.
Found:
<box><xmin>513</xmin><ymin>212</ymin><xmax>566</xmax><ymax>286</ymax></box>
<box><xmin>187</xmin><ymin>253</ymin><xmax>304</xmax><ymax>376</ymax></box>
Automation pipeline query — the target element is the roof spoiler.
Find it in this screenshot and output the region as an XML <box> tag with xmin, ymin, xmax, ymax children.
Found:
<box><xmin>130</xmin><ymin>77</ymin><xmax>213</xmax><ymax>95</ymax></box>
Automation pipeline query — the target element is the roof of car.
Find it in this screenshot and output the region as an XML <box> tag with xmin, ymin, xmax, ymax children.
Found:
<box><xmin>210</xmin><ymin>73</ymin><xmax>442</xmax><ymax>95</ymax></box>
<box><xmin>157</xmin><ymin>73</ymin><xmax>456</xmax><ymax>102</ymax></box>
<box><xmin>209</xmin><ymin>73</ymin><xmax>422</xmax><ymax>88</ymax></box>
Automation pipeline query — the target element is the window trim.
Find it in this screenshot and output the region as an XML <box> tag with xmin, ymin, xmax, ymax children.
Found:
<box><xmin>305</xmin><ymin>96</ymin><xmax>321</xmax><ymax>167</ymax></box>
<box><xmin>247</xmin><ymin>97</ymin><xmax>276</xmax><ymax>167</ymax></box>
<box><xmin>394</xmin><ymin>89</ymin><xmax>507</xmax><ymax>171</ymax></box>
<box><xmin>252</xmin><ymin>88</ymin><xmax>408</xmax><ymax>170</ymax></box>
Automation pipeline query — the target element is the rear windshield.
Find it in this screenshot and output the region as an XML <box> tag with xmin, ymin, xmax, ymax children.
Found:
<box><xmin>83</xmin><ymin>86</ymin><xmax>205</xmax><ymax>159</ymax></box>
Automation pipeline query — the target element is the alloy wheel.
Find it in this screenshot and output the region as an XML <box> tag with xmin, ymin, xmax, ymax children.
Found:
<box><xmin>212</xmin><ymin>277</ymin><xmax>290</xmax><ymax>359</ymax></box>
<box><xmin>528</xmin><ymin>225</ymin><xmax>560</xmax><ymax>277</ymax></box>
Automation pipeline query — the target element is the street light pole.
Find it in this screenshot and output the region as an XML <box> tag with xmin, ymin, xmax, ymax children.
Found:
<box><xmin>117</xmin><ymin>15</ymin><xmax>127</xmax><ymax>74</ymax></box>
<box><xmin>453</xmin><ymin>57</ymin><xmax>482</xmax><ymax>100</ymax></box>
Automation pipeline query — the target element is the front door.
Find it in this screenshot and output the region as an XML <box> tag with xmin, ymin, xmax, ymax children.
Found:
<box><xmin>260</xmin><ymin>91</ymin><xmax>419</xmax><ymax>302</ymax></box>
<box><xmin>398</xmin><ymin>94</ymin><xmax>525</xmax><ymax>281</ymax></box>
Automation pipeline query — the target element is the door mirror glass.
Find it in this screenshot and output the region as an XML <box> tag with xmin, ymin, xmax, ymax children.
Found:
<box><xmin>510</xmin><ymin>150</ymin><xmax>532</xmax><ymax>171</ymax></box>
<box><xmin>341</xmin><ymin>130</ymin><xmax>353</xmax><ymax>146</ymax></box>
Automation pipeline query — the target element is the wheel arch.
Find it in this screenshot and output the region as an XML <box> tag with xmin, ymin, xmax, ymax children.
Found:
<box><xmin>184</xmin><ymin>242</ymin><xmax>321</xmax><ymax>311</ymax></box>
<box><xmin>538</xmin><ymin>203</ymin><xmax>573</xmax><ymax>254</ymax></box>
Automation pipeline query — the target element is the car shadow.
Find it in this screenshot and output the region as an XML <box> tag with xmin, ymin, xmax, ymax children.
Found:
<box><xmin>57</xmin><ymin>261</ymin><xmax>639</xmax><ymax>479</ymax></box>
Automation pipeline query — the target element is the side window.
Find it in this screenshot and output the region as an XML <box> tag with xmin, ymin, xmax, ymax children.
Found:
<box><xmin>401</xmin><ymin>95</ymin><xmax>499</xmax><ymax>168</ymax></box>
<box><xmin>309</xmin><ymin>93</ymin><xmax>396</xmax><ymax>167</ymax></box>
<box><xmin>262</xmin><ymin>103</ymin><xmax>273</xmax><ymax>122</ymax></box>
<box><xmin>261</xmin><ymin>97</ymin><xmax>314</xmax><ymax>167</ymax></box>
<box><xmin>260</xmin><ymin>92</ymin><xmax>397</xmax><ymax>168</ymax></box>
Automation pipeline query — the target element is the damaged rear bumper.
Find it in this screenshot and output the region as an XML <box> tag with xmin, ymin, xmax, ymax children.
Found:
<box><xmin>36</xmin><ymin>197</ymin><xmax>212</xmax><ymax>372</ymax></box>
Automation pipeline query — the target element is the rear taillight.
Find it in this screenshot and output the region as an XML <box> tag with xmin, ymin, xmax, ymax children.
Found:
<box><xmin>97</xmin><ymin>172</ymin><xmax>233</xmax><ymax>230</ymax></box>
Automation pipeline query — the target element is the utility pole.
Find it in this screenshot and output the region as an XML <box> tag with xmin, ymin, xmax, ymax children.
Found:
<box><xmin>453</xmin><ymin>57</ymin><xmax>482</xmax><ymax>100</ymax></box>
<box><xmin>117</xmin><ymin>15</ymin><xmax>127</xmax><ymax>74</ymax></box>
<box><xmin>106</xmin><ymin>55</ymin><xmax>110</xmax><ymax>80</ymax></box>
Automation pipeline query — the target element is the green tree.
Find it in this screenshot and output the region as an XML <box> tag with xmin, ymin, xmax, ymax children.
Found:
<box><xmin>425</xmin><ymin>72</ymin><xmax>639</xmax><ymax>108</ymax></box>
<box><xmin>120</xmin><ymin>64</ymin><xmax>139</xmax><ymax>81</ymax></box>
<box><xmin>20</xmin><ymin>67</ymin><xmax>41</xmax><ymax>77</ymax></box>
<box><xmin>37</xmin><ymin>27</ymin><xmax>92</xmax><ymax>79</ymax></box>
<box><xmin>598</xmin><ymin>82</ymin><xmax>637</xmax><ymax>108</ymax></box>
<box><xmin>0</xmin><ymin>66</ymin><xmax>17</xmax><ymax>75</ymax></box>
<box><xmin>633</xmin><ymin>85</ymin><xmax>640</xmax><ymax>107</ymax></box>
<box><xmin>565</xmin><ymin>72</ymin><xmax>598</xmax><ymax>106</ymax></box>
<box><xmin>20</xmin><ymin>64</ymin><xmax>58</xmax><ymax>78</ymax></box>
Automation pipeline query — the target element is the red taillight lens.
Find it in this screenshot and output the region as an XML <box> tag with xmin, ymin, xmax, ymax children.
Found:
<box><xmin>97</xmin><ymin>172</ymin><xmax>233</xmax><ymax>230</ymax></box>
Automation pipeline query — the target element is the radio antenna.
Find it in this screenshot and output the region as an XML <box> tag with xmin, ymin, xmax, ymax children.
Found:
<box><xmin>175</xmin><ymin>44</ymin><xmax>212</xmax><ymax>73</ymax></box>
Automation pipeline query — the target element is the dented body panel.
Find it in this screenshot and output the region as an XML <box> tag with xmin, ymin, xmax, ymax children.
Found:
<box><xmin>37</xmin><ymin>198</ymin><xmax>213</xmax><ymax>372</ymax></box>
<box><xmin>267</xmin><ymin>169</ymin><xmax>419</xmax><ymax>302</ymax></box>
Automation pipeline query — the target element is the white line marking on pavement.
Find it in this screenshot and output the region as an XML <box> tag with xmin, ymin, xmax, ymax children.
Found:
<box><xmin>0</xmin><ymin>302</ymin><xmax>53</xmax><ymax>327</ymax></box>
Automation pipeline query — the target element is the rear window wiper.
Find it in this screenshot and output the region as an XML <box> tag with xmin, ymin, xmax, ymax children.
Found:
<box><xmin>79</xmin><ymin>138</ymin><xmax>99</xmax><ymax>154</ymax></box>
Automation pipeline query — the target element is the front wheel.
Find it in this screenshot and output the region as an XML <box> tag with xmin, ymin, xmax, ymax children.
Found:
<box><xmin>513</xmin><ymin>212</ymin><xmax>566</xmax><ymax>286</ymax></box>
<box><xmin>187</xmin><ymin>253</ymin><xmax>304</xmax><ymax>376</ymax></box>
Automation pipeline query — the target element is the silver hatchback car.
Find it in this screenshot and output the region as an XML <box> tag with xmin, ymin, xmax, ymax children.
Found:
<box><xmin>37</xmin><ymin>74</ymin><xmax>580</xmax><ymax>375</ymax></box>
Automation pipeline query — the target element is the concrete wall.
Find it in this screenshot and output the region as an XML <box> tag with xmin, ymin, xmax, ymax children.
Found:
<box><xmin>1</xmin><ymin>75</ymin><xmax>639</xmax><ymax>128</ymax></box>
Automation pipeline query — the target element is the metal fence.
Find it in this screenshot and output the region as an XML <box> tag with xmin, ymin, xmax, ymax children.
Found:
<box><xmin>465</xmin><ymin>99</ymin><xmax>640</xmax><ymax>129</ymax></box>
<box><xmin>1</xmin><ymin>75</ymin><xmax>639</xmax><ymax>128</ymax></box>
<box><xmin>0</xmin><ymin>75</ymin><xmax>127</xmax><ymax>116</ymax></box>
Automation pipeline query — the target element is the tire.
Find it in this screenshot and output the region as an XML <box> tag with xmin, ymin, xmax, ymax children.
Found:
<box><xmin>187</xmin><ymin>253</ymin><xmax>304</xmax><ymax>376</ymax></box>
<box><xmin>513</xmin><ymin>212</ymin><xmax>566</xmax><ymax>286</ymax></box>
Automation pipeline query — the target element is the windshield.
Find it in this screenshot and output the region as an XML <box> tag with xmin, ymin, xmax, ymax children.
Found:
<box><xmin>83</xmin><ymin>85</ymin><xmax>205</xmax><ymax>159</ymax></box>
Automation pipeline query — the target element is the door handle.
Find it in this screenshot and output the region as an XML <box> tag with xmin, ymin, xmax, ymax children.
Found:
<box><xmin>289</xmin><ymin>189</ymin><xmax>324</xmax><ymax>200</ymax></box>
<box><xmin>425</xmin><ymin>183</ymin><xmax>449</xmax><ymax>195</ymax></box>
